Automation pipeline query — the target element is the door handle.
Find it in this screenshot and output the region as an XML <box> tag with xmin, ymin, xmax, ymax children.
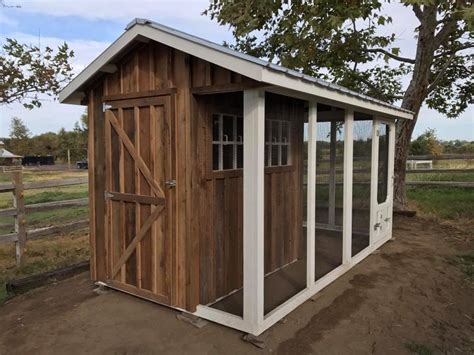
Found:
<box><xmin>165</xmin><ymin>180</ymin><xmax>176</xmax><ymax>188</ymax></box>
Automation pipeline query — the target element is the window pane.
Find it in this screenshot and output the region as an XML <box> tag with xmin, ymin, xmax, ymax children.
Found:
<box><xmin>237</xmin><ymin>145</ymin><xmax>243</xmax><ymax>169</ymax></box>
<box><xmin>271</xmin><ymin>145</ymin><xmax>279</xmax><ymax>166</ymax></box>
<box><xmin>377</xmin><ymin>123</ymin><xmax>389</xmax><ymax>204</ymax></box>
<box><xmin>223</xmin><ymin>145</ymin><xmax>234</xmax><ymax>170</ymax></box>
<box><xmin>281</xmin><ymin>121</ymin><xmax>289</xmax><ymax>144</ymax></box>
<box><xmin>272</xmin><ymin>120</ymin><xmax>281</xmax><ymax>143</ymax></box>
<box><xmin>213</xmin><ymin>144</ymin><xmax>220</xmax><ymax>170</ymax></box>
<box><xmin>265</xmin><ymin>120</ymin><xmax>272</xmax><ymax>143</ymax></box>
<box><xmin>223</xmin><ymin>115</ymin><xmax>234</xmax><ymax>141</ymax></box>
<box><xmin>352</xmin><ymin>120</ymin><xmax>372</xmax><ymax>257</ymax></box>
<box><xmin>281</xmin><ymin>145</ymin><xmax>288</xmax><ymax>165</ymax></box>
<box><xmin>213</xmin><ymin>114</ymin><xmax>220</xmax><ymax>141</ymax></box>
<box><xmin>315</xmin><ymin>119</ymin><xmax>344</xmax><ymax>281</ymax></box>
<box><xmin>237</xmin><ymin>116</ymin><xmax>243</xmax><ymax>143</ymax></box>
<box><xmin>265</xmin><ymin>145</ymin><xmax>270</xmax><ymax>167</ymax></box>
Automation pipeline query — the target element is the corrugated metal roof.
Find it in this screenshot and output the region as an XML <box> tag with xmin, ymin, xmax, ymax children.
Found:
<box><xmin>127</xmin><ymin>18</ymin><xmax>413</xmax><ymax>115</ymax></box>
<box><xmin>0</xmin><ymin>148</ymin><xmax>22</xmax><ymax>159</ymax></box>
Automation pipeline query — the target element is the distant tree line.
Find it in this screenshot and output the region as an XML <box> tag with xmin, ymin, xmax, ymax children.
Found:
<box><xmin>410</xmin><ymin>128</ymin><xmax>474</xmax><ymax>156</ymax></box>
<box><xmin>2</xmin><ymin>114</ymin><xmax>88</xmax><ymax>162</ymax></box>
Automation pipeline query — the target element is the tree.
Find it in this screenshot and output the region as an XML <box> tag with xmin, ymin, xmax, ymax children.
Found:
<box><xmin>0</xmin><ymin>38</ymin><xmax>74</xmax><ymax>109</ymax></box>
<box><xmin>9</xmin><ymin>117</ymin><xmax>31</xmax><ymax>155</ymax></box>
<box><xmin>205</xmin><ymin>0</ymin><xmax>473</xmax><ymax>210</ymax></box>
<box><xmin>410</xmin><ymin>128</ymin><xmax>443</xmax><ymax>156</ymax></box>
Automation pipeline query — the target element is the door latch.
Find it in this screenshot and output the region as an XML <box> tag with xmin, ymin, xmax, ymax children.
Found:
<box><xmin>165</xmin><ymin>180</ymin><xmax>176</xmax><ymax>188</ymax></box>
<box><xmin>374</xmin><ymin>222</ymin><xmax>382</xmax><ymax>231</ymax></box>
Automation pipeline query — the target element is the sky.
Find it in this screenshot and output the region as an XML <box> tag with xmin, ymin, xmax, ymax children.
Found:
<box><xmin>0</xmin><ymin>0</ymin><xmax>473</xmax><ymax>141</ymax></box>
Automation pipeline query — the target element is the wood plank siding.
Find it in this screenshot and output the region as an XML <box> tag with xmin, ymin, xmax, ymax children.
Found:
<box><xmin>87</xmin><ymin>40</ymin><xmax>305</xmax><ymax>312</ymax></box>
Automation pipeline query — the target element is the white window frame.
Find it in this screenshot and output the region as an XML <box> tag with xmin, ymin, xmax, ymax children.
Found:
<box><xmin>212</xmin><ymin>113</ymin><xmax>243</xmax><ymax>171</ymax></box>
<box><xmin>265</xmin><ymin>119</ymin><xmax>291</xmax><ymax>167</ymax></box>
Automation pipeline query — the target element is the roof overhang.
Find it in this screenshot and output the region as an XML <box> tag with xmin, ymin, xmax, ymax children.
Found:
<box><xmin>59</xmin><ymin>19</ymin><xmax>414</xmax><ymax>120</ymax></box>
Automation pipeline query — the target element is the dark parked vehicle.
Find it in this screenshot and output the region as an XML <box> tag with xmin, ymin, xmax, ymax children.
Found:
<box><xmin>76</xmin><ymin>160</ymin><xmax>88</xmax><ymax>169</ymax></box>
<box><xmin>22</xmin><ymin>156</ymin><xmax>55</xmax><ymax>166</ymax></box>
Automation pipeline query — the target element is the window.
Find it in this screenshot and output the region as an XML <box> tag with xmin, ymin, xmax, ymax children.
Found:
<box><xmin>265</xmin><ymin>119</ymin><xmax>291</xmax><ymax>167</ymax></box>
<box><xmin>377</xmin><ymin>123</ymin><xmax>390</xmax><ymax>203</ymax></box>
<box><xmin>212</xmin><ymin>114</ymin><xmax>243</xmax><ymax>171</ymax></box>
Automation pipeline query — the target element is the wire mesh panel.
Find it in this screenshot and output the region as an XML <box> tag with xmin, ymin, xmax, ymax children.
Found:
<box><xmin>378</xmin><ymin>123</ymin><xmax>390</xmax><ymax>204</ymax></box>
<box><xmin>263</xmin><ymin>95</ymin><xmax>307</xmax><ymax>316</ymax></box>
<box><xmin>351</xmin><ymin>119</ymin><xmax>373</xmax><ymax>256</ymax></box>
<box><xmin>315</xmin><ymin>118</ymin><xmax>344</xmax><ymax>281</ymax></box>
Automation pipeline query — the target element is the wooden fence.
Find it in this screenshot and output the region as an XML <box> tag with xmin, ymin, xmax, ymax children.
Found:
<box><xmin>0</xmin><ymin>171</ymin><xmax>89</xmax><ymax>266</ymax></box>
<box><xmin>0</xmin><ymin>160</ymin><xmax>472</xmax><ymax>266</ymax></box>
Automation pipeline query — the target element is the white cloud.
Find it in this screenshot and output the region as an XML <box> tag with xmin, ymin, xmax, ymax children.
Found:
<box><xmin>0</xmin><ymin>100</ymin><xmax>84</xmax><ymax>137</ymax></box>
<box><xmin>0</xmin><ymin>11</ymin><xmax>18</xmax><ymax>26</ymax></box>
<box><xmin>15</xmin><ymin>0</ymin><xmax>211</xmax><ymax>23</ymax></box>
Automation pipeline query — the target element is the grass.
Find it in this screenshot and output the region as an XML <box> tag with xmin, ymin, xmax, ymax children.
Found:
<box><xmin>405</xmin><ymin>342</ymin><xmax>433</xmax><ymax>355</ymax></box>
<box><xmin>407</xmin><ymin>186</ymin><xmax>474</xmax><ymax>220</ymax></box>
<box><xmin>0</xmin><ymin>169</ymin><xmax>87</xmax><ymax>184</ymax></box>
<box><xmin>0</xmin><ymin>170</ymin><xmax>89</xmax><ymax>234</ymax></box>
<box><xmin>448</xmin><ymin>252</ymin><xmax>474</xmax><ymax>282</ymax></box>
<box><xmin>0</xmin><ymin>231</ymin><xmax>90</xmax><ymax>303</ymax></box>
<box><xmin>407</xmin><ymin>172</ymin><xmax>474</xmax><ymax>182</ymax></box>
<box><xmin>0</xmin><ymin>170</ymin><xmax>90</xmax><ymax>303</ymax></box>
<box><xmin>0</xmin><ymin>207</ymin><xmax>89</xmax><ymax>234</ymax></box>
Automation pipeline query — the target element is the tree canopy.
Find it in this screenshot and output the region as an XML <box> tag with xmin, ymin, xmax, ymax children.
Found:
<box><xmin>206</xmin><ymin>0</ymin><xmax>472</xmax><ymax>117</ymax></box>
<box><xmin>0</xmin><ymin>38</ymin><xmax>75</xmax><ymax>109</ymax></box>
<box><xmin>205</xmin><ymin>0</ymin><xmax>473</xmax><ymax>209</ymax></box>
<box><xmin>4</xmin><ymin>115</ymin><xmax>88</xmax><ymax>161</ymax></box>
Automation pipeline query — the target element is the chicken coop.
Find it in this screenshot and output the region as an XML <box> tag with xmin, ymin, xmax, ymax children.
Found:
<box><xmin>59</xmin><ymin>19</ymin><xmax>413</xmax><ymax>336</ymax></box>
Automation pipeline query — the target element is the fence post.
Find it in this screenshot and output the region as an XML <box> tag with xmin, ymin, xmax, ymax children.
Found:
<box><xmin>12</xmin><ymin>171</ymin><xmax>27</xmax><ymax>266</ymax></box>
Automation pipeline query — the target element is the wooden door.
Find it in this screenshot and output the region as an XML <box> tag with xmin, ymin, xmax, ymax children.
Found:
<box><xmin>103</xmin><ymin>95</ymin><xmax>175</xmax><ymax>305</ymax></box>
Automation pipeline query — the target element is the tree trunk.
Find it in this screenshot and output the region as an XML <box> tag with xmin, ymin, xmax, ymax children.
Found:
<box><xmin>393</xmin><ymin>6</ymin><xmax>438</xmax><ymax>210</ymax></box>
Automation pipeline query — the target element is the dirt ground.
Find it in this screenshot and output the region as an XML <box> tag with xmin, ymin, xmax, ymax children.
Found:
<box><xmin>0</xmin><ymin>215</ymin><xmax>472</xmax><ymax>355</ymax></box>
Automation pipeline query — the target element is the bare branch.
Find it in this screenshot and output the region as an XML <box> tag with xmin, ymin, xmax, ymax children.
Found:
<box><xmin>364</xmin><ymin>48</ymin><xmax>415</xmax><ymax>64</ymax></box>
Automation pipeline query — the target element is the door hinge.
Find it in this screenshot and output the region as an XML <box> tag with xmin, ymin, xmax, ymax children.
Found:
<box><xmin>103</xmin><ymin>103</ymin><xmax>112</xmax><ymax>112</ymax></box>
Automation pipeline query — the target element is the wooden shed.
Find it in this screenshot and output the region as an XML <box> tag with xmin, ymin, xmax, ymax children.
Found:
<box><xmin>59</xmin><ymin>19</ymin><xmax>413</xmax><ymax>335</ymax></box>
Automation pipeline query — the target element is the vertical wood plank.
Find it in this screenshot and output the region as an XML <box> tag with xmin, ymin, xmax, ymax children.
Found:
<box><xmin>92</xmin><ymin>85</ymin><xmax>107</xmax><ymax>280</ymax></box>
<box><xmin>88</xmin><ymin>91</ymin><xmax>97</xmax><ymax>280</ymax></box>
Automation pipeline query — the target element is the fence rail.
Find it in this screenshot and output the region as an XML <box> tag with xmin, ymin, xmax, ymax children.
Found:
<box><xmin>408</xmin><ymin>154</ymin><xmax>473</xmax><ymax>161</ymax></box>
<box><xmin>0</xmin><ymin>177</ymin><xmax>88</xmax><ymax>193</ymax></box>
<box><xmin>314</xmin><ymin>167</ymin><xmax>474</xmax><ymax>175</ymax></box>
<box><xmin>0</xmin><ymin>172</ymin><xmax>89</xmax><ymax>265</ymax></box>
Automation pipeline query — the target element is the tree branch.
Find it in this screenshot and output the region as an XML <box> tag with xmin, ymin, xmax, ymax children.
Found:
<box><xmin>412</xmin><ymin>4</ymin><xmax>423</xmax><ymax>22</ymax></box>
<box><xmin>364</xmin><ymin>48</ymin><xmax>415</xmax><ymax>64</ymax></box>
<box><xmin>426</xmin><ymin>56</ymin><xmax>454</xmax><ymax>94</ymax></box>
<box><xmin>434</xmin><ymin>43</ymin><xmax>474</xmax><ymax>58</ymax></box>
<box><xmin>434</xmin><ymin>20</ymin><xmax>457</xmax><ymax>48</ymax></box>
